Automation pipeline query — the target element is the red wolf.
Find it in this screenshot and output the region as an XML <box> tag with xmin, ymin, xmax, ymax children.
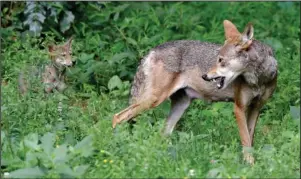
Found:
<box><xmin>112</xmin><ymin>20</ymin><xmax>278</xmax><ymax>164</ymax></box>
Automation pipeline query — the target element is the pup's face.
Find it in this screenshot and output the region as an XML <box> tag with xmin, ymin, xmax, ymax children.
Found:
<box><xmin>49</xmin><ymin>37</ymin><xmax>74</xmax><ymax>68</ymax></box>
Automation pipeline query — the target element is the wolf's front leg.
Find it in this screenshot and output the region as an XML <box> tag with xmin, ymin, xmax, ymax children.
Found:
<box><xmin>234</xmin><ymin>103</ymin><xmax>254</xmax><ymax>165</ymax></box>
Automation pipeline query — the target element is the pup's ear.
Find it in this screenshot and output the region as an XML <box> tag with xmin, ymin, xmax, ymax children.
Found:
<box><xmin>239</xmin><ymin>22</ymin><xmax>254</xmax><ymax>49</ymax></box>
<box><xmin>65</xmin><ymin>36</ymin><xmax>73</xmax><ymax>48</ymax></box>
<box><xmin>223</xmin><ymin>20</ymin><xmax>241</xmax><ymax>42</ymax></box>
<box><xmin>48</xmin><ymin>45</ymin><xmax>55</xmax><ymax>52</ymax></box>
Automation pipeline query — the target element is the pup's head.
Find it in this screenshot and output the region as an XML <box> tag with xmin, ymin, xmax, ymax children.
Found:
<box><xmin>202</xmin><ymin>20</ymin><xmax>254</xmax><ymax>89</ymax></box>
<box><xmin>48</xmin><ymin>37</ymin><xmax>74</xmax><ymax>68</ymax></box>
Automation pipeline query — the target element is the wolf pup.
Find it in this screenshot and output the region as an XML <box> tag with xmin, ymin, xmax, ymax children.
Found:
<box><xmin>18</xmin><ymin>37</ymin><xmax>74</xmax><ymax>95</ymax></box>
<box><xmin>112</xmin><ymin>20</ymin><xmax>277</xmax><ymax>164</ymax></box>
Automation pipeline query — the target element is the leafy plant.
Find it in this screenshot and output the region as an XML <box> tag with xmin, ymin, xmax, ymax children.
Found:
<box><xmin>2</xmin><ymin>132</ymin><xmax>94</xmax><ymax>178</ymax></box>
<box><xmin>23</xmin><ymin>2</ymin><xmax>75</xmax><ymax>37</ymax></box>
<box><xmin>1</xmin><ymin>2</ymin><xmax>300</xmax><ymax>178</ymax></box>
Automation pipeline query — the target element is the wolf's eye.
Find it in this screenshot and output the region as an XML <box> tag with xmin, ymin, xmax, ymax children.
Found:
<box><xmin>218</xmin><ymin>57</ymin><xmax>223</xmax><ymax>63</ymax></box>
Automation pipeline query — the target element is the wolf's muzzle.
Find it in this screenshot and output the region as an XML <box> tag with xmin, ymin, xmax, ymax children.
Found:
<box><xmin>202</xmin><ymin>74</ymin><xmax>209</xmax><ymax>81</ymax></box>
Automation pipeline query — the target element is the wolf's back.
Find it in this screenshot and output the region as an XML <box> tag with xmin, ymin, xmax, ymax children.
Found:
<box><xmin>129</xmin><ymin>40</ymin><xmax>221</xmax><ymax>104</ymax></box>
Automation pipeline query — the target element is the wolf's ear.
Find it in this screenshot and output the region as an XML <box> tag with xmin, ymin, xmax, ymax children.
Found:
<box><xmin>223</xmin><ymin>20</ymin><xmax>241</xmax><ymax>42</ymax></box>
<box><xmin>239</xmin><ymin>22</ymin><xmax>253</xmax><ymax>49</ymax></box>
<box><xmin>65</xmin><ymin>36</ymin><xmax>73</xmax><ymax>48</ymax></box>
<box><xmin>48</xmin><ymin>45</ymin><xmax>55</xmax><ymax>52</ymax></box>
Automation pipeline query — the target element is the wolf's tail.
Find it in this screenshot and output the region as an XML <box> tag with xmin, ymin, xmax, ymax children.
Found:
<box><xmin>129</xmin><ymin>57</ymin><xmax>147</xmax><ymax>105</ymax></box>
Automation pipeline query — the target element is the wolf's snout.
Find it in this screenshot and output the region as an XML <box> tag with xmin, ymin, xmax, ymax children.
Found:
<box><xmin>66</xmin><ymin>61</ymin><xmax>74</xmax><ymax>67</ymax></box>
<box><xmin>202</xmin><ymin>74</ymin><xmax>210</xmax><ymax>81</ymax></box>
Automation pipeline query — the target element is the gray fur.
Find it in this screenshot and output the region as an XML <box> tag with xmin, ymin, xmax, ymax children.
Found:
<box><xmin>153</xmin><ymin>40</ymin><xmax>221</xmax><ymax>72</ymax></box>
<box><xmin>130</xmin><ymin>40</ymin><xmax>222</xmax><ymax>102</ymax></box>
<box><xmin>242</xmin><ymin>40</ymin><xmax>277</xmax><ymax>85</ymax></box>
<box><xmin>130</xmin><ymin>56</ymin><xmax>147</xmax><ymax>104</ymax></box>
<box><xmin>130</xmin><ymin>39</ymin><xmax>277</xmax><ymax>102</ymax></box>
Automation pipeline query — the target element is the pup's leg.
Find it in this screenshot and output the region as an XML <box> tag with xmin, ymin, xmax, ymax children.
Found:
<box><xmin>163</xmin><ymin>89</ymin><xmax>191</xmax><ymax>136</ymax></box>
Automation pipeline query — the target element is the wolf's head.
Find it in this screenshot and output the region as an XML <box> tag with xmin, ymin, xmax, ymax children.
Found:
<box><xmin>48</xmin><ymin>37</ymin><xmax>74</xmax><ymax>68</ymax></box>
<box><xmin>202</xmin><ymin>20</ymin><xmax>254</xmax><ymax>89</ymax></box>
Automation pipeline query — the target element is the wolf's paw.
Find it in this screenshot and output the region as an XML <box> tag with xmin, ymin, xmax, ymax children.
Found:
<box><xmin>243</xmin><ymin>152</ymin><xmax>255</xmax><ymax>165</ymax></box>
<box><xmin>243</xmin><ymin>147</ymin><xmax>255</xmax><ymax>166</ymax></box>
<box><xmin>112</xmin><ymin>114</ymin><xmax>120</xmax><ymax>129</ymax></box>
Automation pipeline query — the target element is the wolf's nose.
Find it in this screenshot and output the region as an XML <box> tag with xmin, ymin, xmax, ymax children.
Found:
<box><xmin>68</xmin><ymin>62</ymin><xmax>74</xmax><ymax>67</ymax></box>
<box><xmin>202</xmin><ymin>74</ymin><xmax>209</xmax><ymax>81</ymax></box>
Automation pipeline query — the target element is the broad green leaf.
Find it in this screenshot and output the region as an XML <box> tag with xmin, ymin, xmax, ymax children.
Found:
<box><xmin>108</xmin><ymin>75</ymin><xmax>123</xmax><ymax>90</ymax></box>
<box><xmin>56</xmin><ymin>163</ymin><xmax>77</xmax><ymax>178</ymax></box>
<box><xmin>81</xmin><ymin>147</ymin><xmax>95</xmax><ymax>157</ymax></box>
<box><xmin>24</xmin><ymin>2</ymin><xmax>36</xmax><ymax>14</ymax></box>
<box><xmin>53</xmin><ymin>144</ymin><xmax>68</xmax><ymax>163</ymax></box>
<box><xmin>290</xmin><ymin>106</ymin><xmax>300</xmax><ymax>120</ymax></box>
<box><xmin>25</xmin><ymin>151</ymin><xmax>38</xmax><ymax>166</ymax></box>
<box><xmin>29</xmin><ymin>13</ymin><xmax>46</xmax><ymax>23</ymax></box>
<box><xmin>79</xmin><ymin>53</ymin><xmax>95</xmax><ymax>63</ymax></box>
<box><xmin>109</xmin><ymin>52</ymin><xmax>135</xmax><ymax>64</ymax></box>
<box><xmin>8</xmin><ymin>166</ymin><xmax>45</xmax><ymax>178</ymax></box>
<box><xmin>64</xmin><ymin>132</ymin><xmax>76</xmax><ymax>146</ymax></box>
<box><xmin>74</xmin><ymin>135</ymin><xmax>94</xmax><ymax>157</ymax></box>
<box><xmin>114</xmin><ymin>4</ymin><xmax>130</xmax><ymax>12</ymax></box>
<box><xmin>126</xmin><ymin>37</ymin><xmax>137</xmax><ymax>46</ymax></box>
<box><xmin>24</xmin><ymin>133</ymin><xmax>40</xmax><ymax>151</ymax></box>
<box><xmin>29</xmin><ymin>21</ymin><xmax>42</xmax><ymax>37</ymax></box>
<box><xmin>74</xmin><ymin>135</ymin><xmax>93</xmax><ymax>150</ymax></box>
<box><xmin>60</xmin><ymin>10</ymin><xmax>75</xmax><ymax>33</ymax></box>
<box><xmin>282</xmin><ymin>130</ymin><xmax>295</xmax><ymax>139</ymax></box>
<box><xmin>74</xmin><ymin>165</ymin><xmax>90</xmax><ymax>176</ymax></box>
<box><xmin>40</xmin><ymin>132</ymin><xmax>55</xmax><ymax>155</ymax></box>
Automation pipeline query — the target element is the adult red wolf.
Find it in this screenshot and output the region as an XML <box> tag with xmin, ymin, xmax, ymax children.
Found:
<box><xmin>113</xmin><ymin>20</ymin><xmax>277</xmax><ymax>164</ymax></box>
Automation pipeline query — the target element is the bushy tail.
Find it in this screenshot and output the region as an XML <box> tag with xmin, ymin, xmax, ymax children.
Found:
<box><xmin>129</xmin><ymin>57</ymin><xmax>147</xmax><ymax>104</ymax></box>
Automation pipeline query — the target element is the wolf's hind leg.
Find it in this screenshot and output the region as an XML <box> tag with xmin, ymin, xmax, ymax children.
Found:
<box><xmin>163</xmin><ymin>89</ymin><xmax>191</xmax><ymax>136</ymax></box>
<box><xmin>112</xmin><ymin>94</ymin><xmax>159</xmax><ymax>128</ymax></box>
<box><xmin>113</xmin><ymin>60</ymin><xmax>182</xmax><ymax>128</ymax></box>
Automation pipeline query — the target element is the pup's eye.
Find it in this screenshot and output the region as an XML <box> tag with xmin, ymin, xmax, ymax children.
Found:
<box><xmin>218</xmin><ymin>57</ymin><xmax>223</xmax><ymax>63</ymax></box>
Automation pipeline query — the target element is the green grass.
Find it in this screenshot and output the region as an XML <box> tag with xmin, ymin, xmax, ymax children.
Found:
<box><xmin>1</xmin><ymin>2</ymin><xmax>300</xmax><ymax>178</ymax></box>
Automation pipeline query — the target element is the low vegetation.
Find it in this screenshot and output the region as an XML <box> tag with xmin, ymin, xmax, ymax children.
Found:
<box><xmin>1</xmin><ymin>2</ymin><xmax>300</xmax><ymax>178</ymax></box>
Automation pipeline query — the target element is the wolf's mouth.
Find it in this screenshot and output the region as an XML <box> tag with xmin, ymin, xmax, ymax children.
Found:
<box><xmin>209</xmin><ymin>76</ymin><xmax>225</xmax><ymax>89</ymax></box>
<box><xmin>217</xmin><ymin>77</ymin><xmax>225</xmax><ymax>89</ymax></box>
